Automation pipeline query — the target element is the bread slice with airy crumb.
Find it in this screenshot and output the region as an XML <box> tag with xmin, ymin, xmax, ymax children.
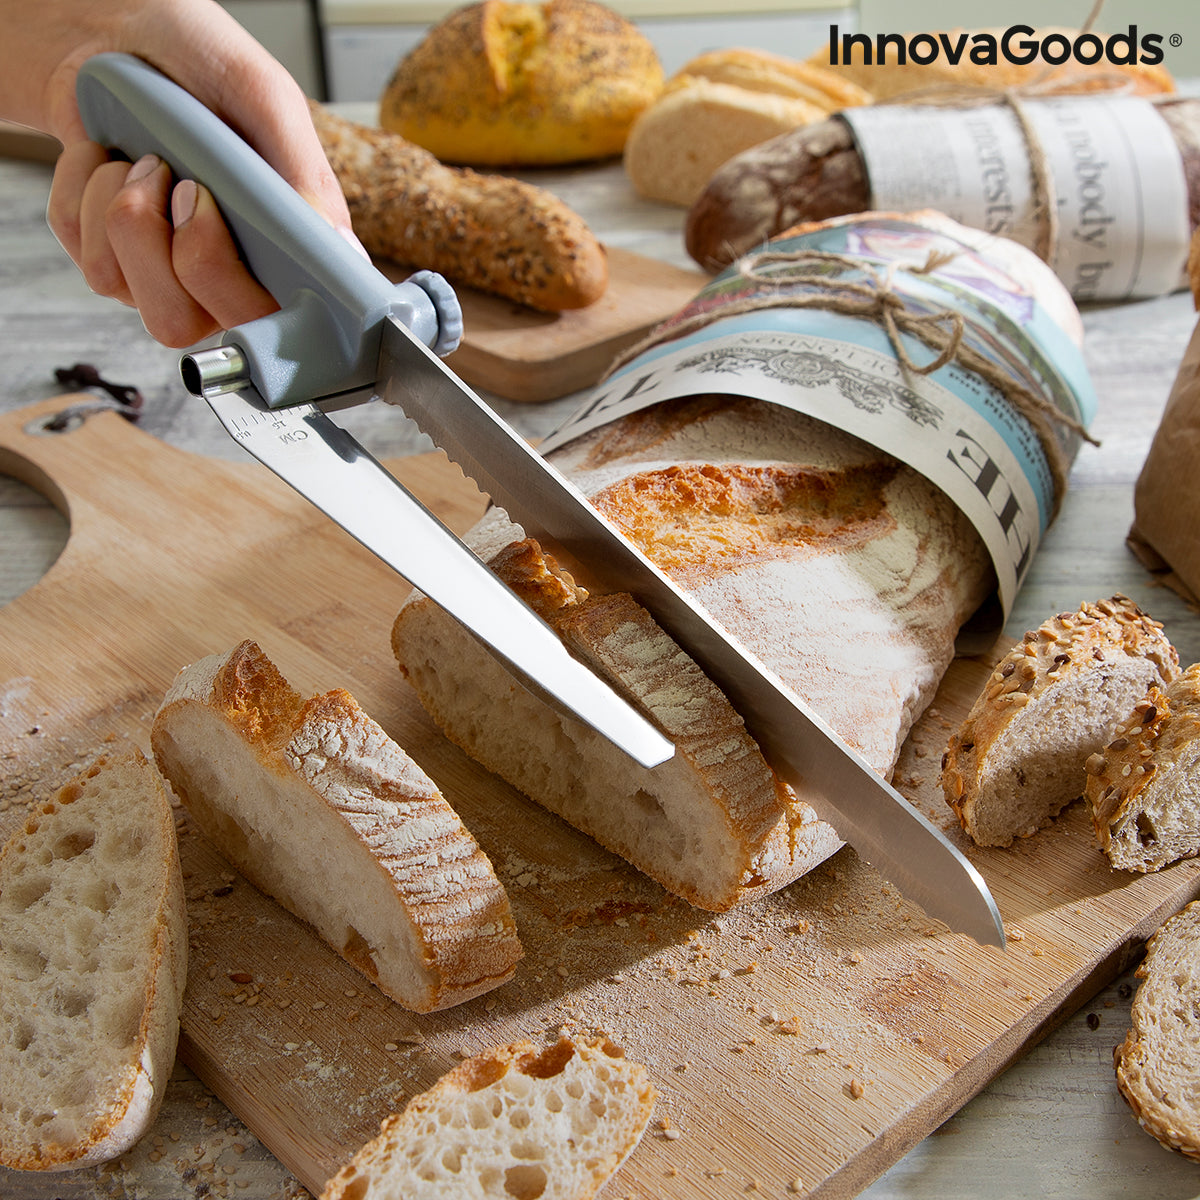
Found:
<box><xmin>320</xmin><ymin>1036</ymin><xmax>656</xmax><ymax>1200</ymax></box>
<box><xmin>1114</xmin><ymin>900</ymin><xmax>1200</xmax><ymax>1160</ymax></box>
<box><xmin>393</xmin><ymin>526</ymin><xmax>843</xmax><ymax>913</ymax></box>
<box><xmin>0</xmin><ymin>749</ymin><xmax>187</xmax><ymax>1171</ymax></box>
<box><xmin>150</xmin><ymin>640</ymin><xmax>521</xmax><ymax>1013</ymax></box>
<box><xmin>1086</xmin><ymin>663</ymin><xmax>1200</xmax><ymax>871</ymax></box>
<box><xmin>941</xmin><ymin>596</ymin><xmax>1179</xmax><ymax>847</ymax></box>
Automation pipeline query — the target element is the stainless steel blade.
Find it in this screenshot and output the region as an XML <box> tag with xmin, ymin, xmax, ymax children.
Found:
<box><xmin>202</xmin><ymin>385</ymin><xmax>675</xmax><ymax>771</ymax></box>
<box><xmin>377</xmin><ymin>316</ymin><xmax>1005</xmax><ymax>948</ymax></box>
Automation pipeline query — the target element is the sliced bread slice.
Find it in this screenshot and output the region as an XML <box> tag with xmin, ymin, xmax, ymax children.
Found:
<box><xmin>320</xmin><ymin>1036</ymin><xmax>656</xmax><ymax>1200</ymax></box>
<box><xmin>150</xmin><ymin>640</ymin><xmax>521</xmax><ymax>1013</ymax></box>
<box><xmin>1114</xmin><ymin>900</ymin><xmax>1200</xmax><ymax>1160</ymax></box>
<box><xmin>392</xmin><ymin>531</ymin><xmax>843</xmax><ymax>913</ymax></box>
<box><xmin>0</xmin><ymin>749</ymin><xmax>187</xmax><ymax>1171</ymax></box>
<box><xmin>1086</xmin><ymin>663</ymin><xmax>1200</xmax><ymax>872</ymax></box>
<box><xmin>941</xmin><ymin>596</ymin><xmax>1179</xmax><ymax>847</ymax></box>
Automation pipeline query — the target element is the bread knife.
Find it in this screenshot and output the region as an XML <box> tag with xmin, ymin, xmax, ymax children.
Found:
<box><xmin>76</xmin><ymin>53</ymin><xmax>1005</xmax><ymax>948</ymax></box>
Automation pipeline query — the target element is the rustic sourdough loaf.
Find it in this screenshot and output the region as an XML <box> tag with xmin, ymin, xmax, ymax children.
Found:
<box><xmin>942</xmin><ymin>596</ymin><xmax>1179</xmax><ymax>848</ymax></box>
<box><xmin>380</xmin><ymin>0</ymin><xmax>662</xmax><ymax>166</ymax></box>
<box><xmin>1114</xmin><ymin>899</ymin><xmax>1200</xmax><ymax>1161</ymax></box>
<box><xmin>312</xmin><ymin>103</ymin><xmax>607</xmax><ymax>312</ymax></box>
<box><xmin>320</xmin><ymin>1036</ymin><xmax>656</xmax><ymax>1200</ymax></box>
<box><xmin>0</xmin><ymin>749</ymin><xmax>187</xmax><ymax>1171</ymax></box>
<box><xmin>1086</xmin><ymin>663</ymin><xmax>1200</xmax><ymax>872</ymax></box>
<box><xmin>151</xmin><ymin>640</ymin><xmax>521</xmax><ymax>1012</ymax></box>
<box><xmin>393</xmin><ymin>395</ymin><xmax>995</xmax><ymax>909</ymax></box>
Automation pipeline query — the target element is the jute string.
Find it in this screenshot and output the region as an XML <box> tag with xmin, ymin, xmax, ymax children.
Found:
<box><xmin>606</xmin><ymin>247</ymin><xmax>1097</xmax><ymax>518</ymax></box>
<box><xmin>879</xmin><ymin>0</ymin><xmax>1133</xmax><ymax>263</ymax></box>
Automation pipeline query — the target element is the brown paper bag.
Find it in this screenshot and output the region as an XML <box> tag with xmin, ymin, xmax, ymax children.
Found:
<box><xmin>1128</xmin><ymin>312</ymin><xmax>1200</xmax><ymax>607</ymax></box>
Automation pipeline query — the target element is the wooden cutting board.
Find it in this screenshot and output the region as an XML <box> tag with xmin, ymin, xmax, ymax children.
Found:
<box><xmin>386</xmin><ymin>247</ymin><xmax>708</xmax><ymax>403</ymax></box>
<box><xmin>4</xmin><ymin>395</ymin><xmax>1199</xmax><ymax>1199</ymax></box>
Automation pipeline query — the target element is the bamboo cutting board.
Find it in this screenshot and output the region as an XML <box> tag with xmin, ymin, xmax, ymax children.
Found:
<box><xmin>3</xmin><ymin>396</ymin><xmax>1200</xmax><ymax>1199</ymax></box>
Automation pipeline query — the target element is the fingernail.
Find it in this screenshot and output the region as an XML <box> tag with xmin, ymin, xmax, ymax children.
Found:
<box><xmin>125</xmin><ymin>153</ymin><xmax>161</xmax><ymax>184</ymax></box>
<box><xmin>171</xmin><ymin>179</ymin><xmax>198</xmax><ymax>228</ymax></box>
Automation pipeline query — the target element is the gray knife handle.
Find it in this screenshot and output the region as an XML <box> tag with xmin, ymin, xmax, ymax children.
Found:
<box><xmin>75</xmin><ymin>52</ymin><xmax>463</xmax><ymax>408</ymax></box>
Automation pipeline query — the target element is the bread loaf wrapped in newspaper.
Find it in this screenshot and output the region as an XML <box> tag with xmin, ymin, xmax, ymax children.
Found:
<box><xmin>393</xmin><ymin>211</ymin><xmax>1097</xmax><ymax>911</ymax></box>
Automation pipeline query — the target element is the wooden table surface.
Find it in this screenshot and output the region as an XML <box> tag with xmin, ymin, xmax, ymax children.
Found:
<box><xmin>3</xmin><ymin>139</ymin><xmax>1200</xmax><ymax>1200</ymax></box>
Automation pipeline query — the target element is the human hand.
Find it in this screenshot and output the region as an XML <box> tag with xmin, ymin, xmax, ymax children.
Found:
<box><xmin>2</xmin><ymin>0</ymin><xmax>359</xmax><ymax>347</ymax></box>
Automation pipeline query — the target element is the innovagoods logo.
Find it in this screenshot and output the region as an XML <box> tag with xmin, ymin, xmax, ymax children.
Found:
<box><xmin>826</xmin><ymin>24</ymin><xmax>1168</xmax><ymax>68</ymax></box>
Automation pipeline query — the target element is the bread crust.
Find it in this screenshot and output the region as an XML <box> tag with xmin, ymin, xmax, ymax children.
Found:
<box><xmin>1114</xmin><ymin>900</ymin><xmax>1200</xmax><ymax>1161</ymax></box>
<box><xmin>380</xmin><ymin>0</ymin><xmax>663</xmax><ymax>167</ymax></box>
<box><xmin>1085</xmin><ymin>663</ymin><xmax>1200</xmax><ymax>871</ymax></box>
<box><xmin>942</xmin><ymin>595</ymin><xmax>1179</xmax><ymax>847</ymax></box>
<box><xmin>0</xmin><ymin>749</ymin><xmax>187</xmax><ymax>1171</ymax></box>
<box><xmin>312</xmin><ymin>103</ymin><xmax>608</xmax><ymax>312</ymax></box>
<box><xmin>151</xmin><ymin>640</ymin><xmax>522</xmax><ymax>1012</ymax></box>
<box><xmin>320</xmin><ymin>1036</ymin><xmax>655</xmax><ymax>1199</ymax></box>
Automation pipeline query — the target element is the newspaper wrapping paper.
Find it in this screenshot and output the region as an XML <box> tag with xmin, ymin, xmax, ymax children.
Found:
<box><xmin>839</xmin><ymin>96</ymin><xmax>1191</xmax><ymax>302</ymax></box>
<box><xmin>539</xmin><ymin>217</ymin><xmax>1099</xmax><ymax>627</ymax></box>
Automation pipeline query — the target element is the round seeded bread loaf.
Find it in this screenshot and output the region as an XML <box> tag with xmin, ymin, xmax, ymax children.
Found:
<box><xmin>0</xmin><ymin>749</ymin><xmax>187</xmax><ymax>1171</ymax></box>
<box><xmin>941</xmin><ymin>595</ymin><xmax>1179</xmax><ymax>847</ymax></box>
<box><xmin>380</xmin><ymin>0</ymin><xmax>663</xmax><ymax>166</ymax></box>
<box><xmin>1086</xmin><ymin>662</ymin><xmax>1200</xmax><ymax>872</ymax></box>
<box><xmin>1114</xmin><ymin>899</ymin><xmax>1200</xmax><ymax>1160</ymax></box>
<box><xmin>320</xmin><ymin>1036</ymin><xmax>656</xmax><ymax>1199</ymax></box>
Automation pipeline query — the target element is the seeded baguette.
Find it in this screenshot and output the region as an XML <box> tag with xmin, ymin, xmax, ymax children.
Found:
<box><xmin>151</xmin><ymin>640</ymin><xmax>522</xmax><ymax>1013</ymax></box>
<box><xmin>1114</xmin><ymin>899</ymin><xmax>1200</xmax><ymax>1160</ymax></box>
<box><xmin>320</xmin><ymin>1036</ymin><xmax>656</xmax><ymax>1200</ymax></box>
<box><xmin>942</xmin><ymin>596</ymin><xmax>1179</xmax><ymax>848</ymax></box>
<box><xmin>0</xmin><ymin>750</ymin><xmax>187</xmax><ymax>1171</ymax></box>
<box><xmin>1085</xmin><ymin>663</ymin><xmax>1200</xmax><ymax>872</ymax></box>
<box><xmin>311</xmin><ymin>103</ymin><xmax>608</xmax><ymax>312</ymax></box>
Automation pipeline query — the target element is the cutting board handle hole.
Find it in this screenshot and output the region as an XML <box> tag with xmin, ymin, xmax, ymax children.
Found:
<box><xmin>24</xmin><ymin>400</ymin><xmax>130</xmax><ymax>437</ymax></box>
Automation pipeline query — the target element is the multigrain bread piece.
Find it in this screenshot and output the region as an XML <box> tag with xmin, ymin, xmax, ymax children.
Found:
<box><xmin>150</xmin><ymin>640</ymin><xmax>521</xmax><ymax>1013</ymax></box>
<box><xmin>0</xmin><ymin>750</ymin><xmax>187</xmax><ymax>1171</ymax></box>
<box><xmin>312</xmin><ymin>103</ymin><xmax>607</xmax><ymax>311</ymax></box>
<box><xmin>1114</xmin><ymin>900</ymin><xmax>1200</xmax><ymax>1161</ymax></box>
<box><xmin>942</xmin><ymin>596</ymin><xmax>1179</xmax><ymax>848</ymax></box>
<box><xmin>380</xmin><ymin>0</ymin><xmax>663</xmax><ymax>166</ymax></box>
<box><xmin>320</xmin><ymin>1036</ymin><xmax>656</xmax><ymax>1200</ymax></box>
<box><xmin>394</xmin><ymin>397</ymin><xmax>995</xmax><ymax>909</ymax></box>
<box><xmin>1086</xmin><ymin>663</ymin><xmax>1200</xmax><ymax>872</ymax></box>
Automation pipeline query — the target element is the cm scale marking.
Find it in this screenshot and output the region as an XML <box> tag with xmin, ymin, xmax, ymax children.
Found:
<box><xmin>202</xmin><ymin>383</ymin><xmax>675</xmax><ymax>773</ymax></box>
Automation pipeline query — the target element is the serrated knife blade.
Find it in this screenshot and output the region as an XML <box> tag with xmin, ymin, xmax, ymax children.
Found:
<box><xmin>376</xmin><ymin>315</ymin><xmax>1006</xmax><ymax>949</ymax></box>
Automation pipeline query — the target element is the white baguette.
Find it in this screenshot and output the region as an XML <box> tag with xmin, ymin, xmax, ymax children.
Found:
<box><xmin>1114</xmin><ymin>900</ymin><xmax>1200</xmax><ymax>1160</ymax></box>
<box><xmin>150</xmin><ymin>640</ymin><xmax>522</xmax><ymax>1013</ymax></box>
<box><xmin>0</xmin><ymin>749</ymin><xmax>187</xmax><ymax>1171</ymax></box>
<box><xmin>320</xmin><ymin>1036</ymin><xmax>656</xmax><ymax>1200</ymax></box>
<box><xmin>393</xmin><ymin>397</ymin><xmax>993</xmax><ymax>910</ymax></box>
<box><xmin>1086</xmin><ymin>662</ymin><xmax>1200</xmax><ymax>872</ymax></box>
